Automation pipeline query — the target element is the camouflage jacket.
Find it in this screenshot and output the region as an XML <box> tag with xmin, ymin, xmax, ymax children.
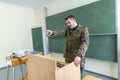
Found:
<box><xmin>52</xmin><ymin>24</ymin><xmax>89</xmax><ymax>62</ymax></box>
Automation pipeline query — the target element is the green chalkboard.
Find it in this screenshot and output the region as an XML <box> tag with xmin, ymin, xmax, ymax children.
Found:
<box><xmin>49</xmin><ymin>35</ymin><xmax>117</xmax><ymax>62</ymax></box>
<box><xmin>86</xmin><ymin>35</ymin><xmax>117</xmax><ymax>62</ymax></box>
<box><xmin>49</xmin><ymin>37</ymin><xmax>66</xmax><ymax>53</ymax></box>
<box><xmin>47</xmin><ymin>0</ymin><xmax>116</xmax><ymax>34</ymax></box>
<box><xmin>46</xmin><ymin>0</ymin><xmax>117</xmax><ymax>62</ymax></box>
<box><xmin>32</xmin><ymin>27</ymin><xmax>43</xmax><ymax>52</ymax></box>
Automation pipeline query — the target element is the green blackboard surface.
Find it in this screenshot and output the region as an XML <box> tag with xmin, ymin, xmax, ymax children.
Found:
<box><xmin>32</xmin><ymin>27</ymin><xmax>43</xmax><ymax>52</ymax></box>
<box><xmin>48</xmin><ymin>35</ymin><xmax>117</xmax><ymax>62</ymax></box>
<box><xmin>86</xmin><ymin>35</ymin><xmax>117</xmax><ymax>62</ymax></box>
<box><xmin>45</xmin><ymin>0</ymin><xmax>117</xmax><ymax>62</ymax></box>
<box><xmin>47</xmin><ymin>0</ymin><xmax>116</xmax><ymax>34</ymax></box>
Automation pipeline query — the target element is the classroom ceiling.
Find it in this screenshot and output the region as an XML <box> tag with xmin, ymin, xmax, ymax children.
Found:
<box><xmin>0</xmin><ymin>0</ymin><xmax>55</xmax><ymax>8</ymax></box>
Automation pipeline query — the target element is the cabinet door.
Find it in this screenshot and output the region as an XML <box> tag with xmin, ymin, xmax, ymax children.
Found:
<box><xmin>32</xmin><ymin>27</ymin><xmax>43</xmax><ymax>52</ymax></box>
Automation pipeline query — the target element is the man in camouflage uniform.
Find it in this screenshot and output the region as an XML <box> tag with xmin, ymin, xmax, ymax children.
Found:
<box><xmin>46</xmin><ymin>15</ymin><xmax>89</xmax><ymax>79</ymax></box>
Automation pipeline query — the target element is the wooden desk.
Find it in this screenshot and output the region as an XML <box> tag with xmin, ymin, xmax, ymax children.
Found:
<box><xmin>82</xmin><ymin>75</ymin><xmax>102</xmax><ymax>80</ymax></box>
<box><xmin>6</xmin><ymin>53</ymin><xmax>43</xmax><ymax>80</ymax></box>
<box><xmin>7</xmin><ymin>53</ymin><xmax>80</xmax><ymax>80</ymax></box>
<box><xmin>6</xmin><ymin>56</ymin><xmax>28</xmax><ymax>80</ymax></box>
<box><xmin>26</xmin><ymin>54</ymin><xmax>80</xmax><ymax>80</ymax></box>
<box><xmin>6</xmin><ymin>56</ymin><xmax>28</xmax><ymax>67</ymax></box>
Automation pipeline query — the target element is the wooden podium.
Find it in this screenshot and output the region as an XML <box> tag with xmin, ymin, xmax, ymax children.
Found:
<box><xmin>26</xmin><ymin>54</ymin><xmax>80</xmax><ymax>80</ymax></box>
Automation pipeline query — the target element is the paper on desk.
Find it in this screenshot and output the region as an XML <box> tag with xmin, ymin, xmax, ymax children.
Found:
<box><xmin>6</xmin><ymin>59</ymin><xmax>12</xmax><ymax>66</ymax></box>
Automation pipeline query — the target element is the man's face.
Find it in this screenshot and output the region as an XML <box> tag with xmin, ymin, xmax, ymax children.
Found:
<box><xmin>66</xmin><ymin>18</ymin><xmax>76</xmax><ymax>29</ymax></box>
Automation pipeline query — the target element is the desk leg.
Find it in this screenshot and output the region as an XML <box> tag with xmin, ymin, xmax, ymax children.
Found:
<box><xmin>7</xmin><ymin>65</ymin><xmax>10</xmax><ymax>80</ymax></box>
<box><xmin>13</xmin><ymin>67</ymin><xmax>15</xmax><ymax>80</ymax></box>
<box><xmin>20</xmin><ymin>65</ymin><xmax>24</xmax><ymax>78</ymax></box>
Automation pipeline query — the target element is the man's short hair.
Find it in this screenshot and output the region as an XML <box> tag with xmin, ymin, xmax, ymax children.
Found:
<box><xmin>65</xmin><ymin>15</ymin><xmax>76</xmax><ymax>20</ymax></box>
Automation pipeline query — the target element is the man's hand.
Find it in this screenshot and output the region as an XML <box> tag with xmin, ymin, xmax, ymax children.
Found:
<box><xmin>74</xmin><ymin>56</ymin><xmax>81</xmax><ymax>67</ymax></box>
<box><xmin>46</xmin><ymin>30</ymin><xmax>53</xmax><ymax>36</ymax></box>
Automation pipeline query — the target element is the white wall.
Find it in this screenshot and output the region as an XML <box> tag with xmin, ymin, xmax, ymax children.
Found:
<box><xmin>86</xmin><ymin>58</ymin><xmax>117</xmax><ymax>78</ymax></box>
<box><xmin>34</xmin><ymin>7</ymin><xmax>44</xmax><ymax>27</ymax></box>
<box><xmin>0</xmin><ymin>2</ymin><xmax>35</xmax><ymax>68</ymax></box>
<box><xmin>116</xmin><ymin>0</ymin><xmax>120</xmax><ymax>79</ymax></box>
<box><xmin>34</xmin><ymin>0</ymin><xmax>117</xmax><ymax>78</ymax></box>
